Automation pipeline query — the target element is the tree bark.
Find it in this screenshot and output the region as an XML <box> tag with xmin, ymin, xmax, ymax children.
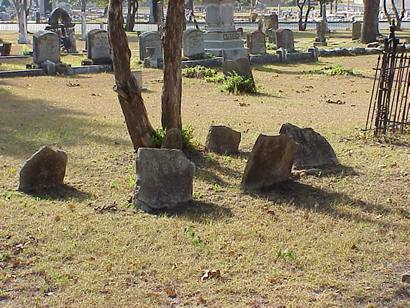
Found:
<box><xmin>108</xmin><ymin>0</ymin><xmax>155</xmax><ymax>150</ymax></box>
<box><xmin>13</xmin><ymin>0</ymin><xmax>30</xmax><ymax>44</ymax></box>
<box><xmin>361</xmin><ymin>0</ymin><xmax>380</xmax><ymax>44</ymax></box>
<box><xmin>126</xmin><ymin>0</ymin><xmax>138</xmax><ymax>32</ymax></box>
<box><xmin>161</xmin><ymin>0</ymin><xmax>184</xmax><ymax>130</ymax></box>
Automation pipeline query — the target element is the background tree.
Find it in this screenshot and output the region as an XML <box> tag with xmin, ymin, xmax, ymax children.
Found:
<box><xmin>361</xmin><ymin>0</ymin><xmax>380</xmax><ymax>43</ymax></box>
<box><xmin>296</xmin><ymin>0</ymin><xmax>312</xmax><ymax>31</ymax></box>
<box><xmin>108</xmin><ymin>0</ymin><xmax>185</xmax><ymax>148</ymax></box>
<box><xmin>125</xmin><ymin>0</ymin><xmax>138</xmax><ymax>31</ymax></box>
<box><xmin>382</xmin><ymin>0</ymin><xmax>406</xmax><ymax>31</ymax></box>
<box><xmin>12</xmin><ymin>0</ymin><xmax>30</xmax><ymax>44</ymax></box>
<box><xmin>161</xmin><ymin>0</ymin><xmax>184</xmax><ymax>130</ymax></box>
<box><xmin>108</xmin><ymin>0</ymin><xmax>155</xmax><ymax>149</ymax></box>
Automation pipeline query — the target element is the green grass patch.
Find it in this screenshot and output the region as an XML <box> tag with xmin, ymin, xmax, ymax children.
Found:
<box><xmin>305</xmin><ymin>64</ymin><xmax>361</xmax><ymax>76</ymax></box>
<box><xmin>222</xmin><ymin>72</ymin><xmax>257</xmax><ymax>94</ymax></box>
<box><xmin>182</xmin><ymin>66</ymin><xmax>218</xmax><ymax>79</ymax></box>
<box><xmin>151</xmin><ymin>125</ymin><xmax>197</xmax><ymax>150</ymax></box>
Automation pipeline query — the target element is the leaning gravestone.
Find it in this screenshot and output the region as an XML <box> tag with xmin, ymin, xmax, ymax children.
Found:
<box><xmin>134</xmin><ymin>148</ymin><xmax>195</xmax><ymax>212</ymax></box>
<box><xmin>18</xmin><ymin>146</ymin><xmax>67</xmax><ymax>193</ymax></box>
<box><xmin>352</xmin><ymin>21</ymin><xmax>362</xmax><ymax>40</ymax></box>
<box><xmin>87</xmin><ymin>29</ymin><xmax>112</xmax><ymax>65</ymax></box>
<box><xmin>279</xmin><ymin>123</ymin><xmax>339</xmax><ymax>170</ymax></box>
<box><xmin>183</xmin><ymin>29</ymin><xmax>205</xmax><ymax>59</ymax></box>
<box><xmin>275</xmin><ymin>29</ymin><xmax>294</xmax><ymax>51</ymax></box>
<box><xmin>205</xmin><ymin>125</ymin><xmax>241</xmax><ymax>154</ymax></box>
<box><xmin>247</xmin><ymin>30</ymin><xmax>266</xmax><ymax>55</ymax></box>
<box><xmin>241</xmin><ymin>134</ymin><xmax>298</xmax><ymax>191</ymax></box>
<box><xmin>33</xmin><ymin>30</ymin><xmax>60</xmax><ymax>65</ymax></box>
<box><xmin>139</xmin><ymin>31</ymin><xmax>163</xmax><ymax>61</ymax></box>
<box><xmin>222</xmin><ymin>48</ymin><xmax>253</xmax><ymax>78</ymax></box>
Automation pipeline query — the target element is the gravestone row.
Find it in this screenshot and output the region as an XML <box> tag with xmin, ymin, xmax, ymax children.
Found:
<box><xmin>18</xmin><ymin>123</ymin><xmax>338</xmax><ymax>212</ymax></box>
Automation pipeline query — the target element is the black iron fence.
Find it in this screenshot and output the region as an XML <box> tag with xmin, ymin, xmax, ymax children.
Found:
<box><xmin>365</xmin><ymin>27</ymin><xmax>410</xmax><ymax>135</ymax></box>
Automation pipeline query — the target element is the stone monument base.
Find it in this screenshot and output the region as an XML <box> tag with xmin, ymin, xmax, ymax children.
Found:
<box><xmin>204</xmin><ymin>31</ymin><xmax>245</xmax><ymax>56</ymax></box>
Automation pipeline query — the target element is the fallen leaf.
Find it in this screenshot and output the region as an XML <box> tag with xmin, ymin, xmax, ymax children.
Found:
<box><xmin>164</xmin><ymin>287</ymin><xmax>177</xmax><ymax>298</ymax></box>
<box><xmin>66</xmin><ymin>82</ymin><xmax>80</xmax><ymax>87</ymax></box>
<box><xmin>201</xmin><ymin>269</ymin><xmax>221</xmax><ymax>281</ymax></box>
<box><xmin>94</xmin><ymin>202</ymin><xmax>118</xmax><ymax>213</ymax></box>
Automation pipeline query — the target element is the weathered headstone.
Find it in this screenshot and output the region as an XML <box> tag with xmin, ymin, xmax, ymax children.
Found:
<box><xmin>33</xmin><ymin>30</ymin><xmax>60</xmax><ymax>65</ymax></box>
<box><xmin>352</xmin><ymin>21</ymin><xmax>362</xmax><ymax>40</ymax></box>
<box><xmin>222</xmin><ymin>48</ymin><xmax>253</xmax><ymax>78</ymax></box>
<box><xmin>241</xmin><ymin>134</ymin><xmax>298</xmax><ymax>191</ymax></box>
<box><xmin>263</xmin><ymin>13</ymin><xmax>278</xmax><ymax>31</ymax></box>
<box><xmin>314</xmin><ymin>19</ymin><xmax>327</xmax><ymax>46</ymax></box>
<box><xmin>247</xmin><ymin>30</ymin><xmax>266</xmax><ymax>55</ymax></box>
<box><xmin>183</xmin><ymin>29</ymin><xmax>205</xmax><ymax>59</ymax></box>
<box><xmin>139</xmin><ymin>31</ymin><xmax>162</xmax><ymax>61</ymax></box>
<box><xmin>18</xmin><ymin>146</ymin><xmax>67</xmax><ymax>193</ymax></box>
<box><xmin>134</xmin><ymin>148</ymin><xmax>195</xmax><ymax>212</ymax></box>
<box><xmin>279</xmin><ymin>123</ymin><xmax>338</xmax><ymax>169</ymax></box>
<box><xmin>87</xmin><ymin>29</ymin><xmax>112</xmax><ymax>65</ymax></box>
<box><xmin>275</xmin><ymin>29</ymin><xmax>294</xmax><ymax>51</ymax></box>
<box><xmin>205</xmin><ymin>125</ymin><xmax>241</xmax><ymax>154</ymax></box>
<box><xmin>203</xmin><ymin>0</ymin><xmax>245</xmax><ymax>56</ymax></box>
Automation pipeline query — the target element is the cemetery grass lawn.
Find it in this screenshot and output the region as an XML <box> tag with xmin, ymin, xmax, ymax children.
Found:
<box><xmin>1</xmin><ymin>55</ymin><xmax>410</xmax><ymax>306</ymax></box>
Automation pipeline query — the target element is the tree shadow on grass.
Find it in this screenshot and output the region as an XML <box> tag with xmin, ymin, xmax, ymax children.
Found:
<box><xmin>135</xmin><ymin>200</ymin><xmax>233</xmax><ymax>223</ymax></box>
<box><xmin>250</xmin><ymin>180</ymin><xmax>409</xmax><ymax>230</ymax></box>
<box><xmin>187</xmin><ymin>150</ymin><xmax>244</xmax><ymax>188</ymax></box>
<box><xmin>0</xmin><ymin>87</ymin><xmax>128</xmax><ymax>159</ymax></box>
<box><xmin>158</xmin><ymin>200</ymin><xmax>233</xmax><ymax>223</ymax></box>
<box><xmin>23</xmin><ymin>184</ymin><xmax>92</xmax><ymax>202</ymax></box>
<box><xmin>293</xmin><ymin>164</ymin><xmax>359</xmax><ymax>178</ymax></box>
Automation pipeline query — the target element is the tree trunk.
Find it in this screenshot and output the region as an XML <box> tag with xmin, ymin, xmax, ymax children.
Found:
<box><xmin>362</xmin><ymin>0</ymin><xmax>380</xmax><ymax>44</ymax></box>
<box><xmin>81</xmin><ymin>0</ymin><xmax>87</xmax><ymax>40</ymax></box>
<box><xmin>14</xmin><ymin>0</ymin><xmax>30</xmax><ymax>44</ymax></box>
<box><xmin>126</xmin><ymin>0</ymin><xmax>137</xmax><ymax>32</ymax></box>
<box><xmin>297</xmin><ymin>0</ymin><xmax>311</xmax><ymax>31</ymax></box>
<box><xmin>108</xmin><ymin>0</ymin><xmax>155</xmax><ymax>150</ymax></box>
<box><xmin>161</xmin><ymin>0</ymin><xmax>184</xmax><ymax>130</ymax></box>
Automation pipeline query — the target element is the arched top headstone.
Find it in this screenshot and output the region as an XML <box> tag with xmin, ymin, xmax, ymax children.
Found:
<box><xmin>49</xmin><ymin>7</ymin><xmax>73</xmax><ymax>27</ymax></box>
<box><xmin>33</xmin><ymin>30</ymin><xmax>60</xmax><ymax>64</ymax></box>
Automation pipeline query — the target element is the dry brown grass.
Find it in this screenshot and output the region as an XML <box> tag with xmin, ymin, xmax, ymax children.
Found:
<box><xmin>1</xmin><ymin>53</ymin><xmax>410</xmax><ymax>307</ymax></box>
